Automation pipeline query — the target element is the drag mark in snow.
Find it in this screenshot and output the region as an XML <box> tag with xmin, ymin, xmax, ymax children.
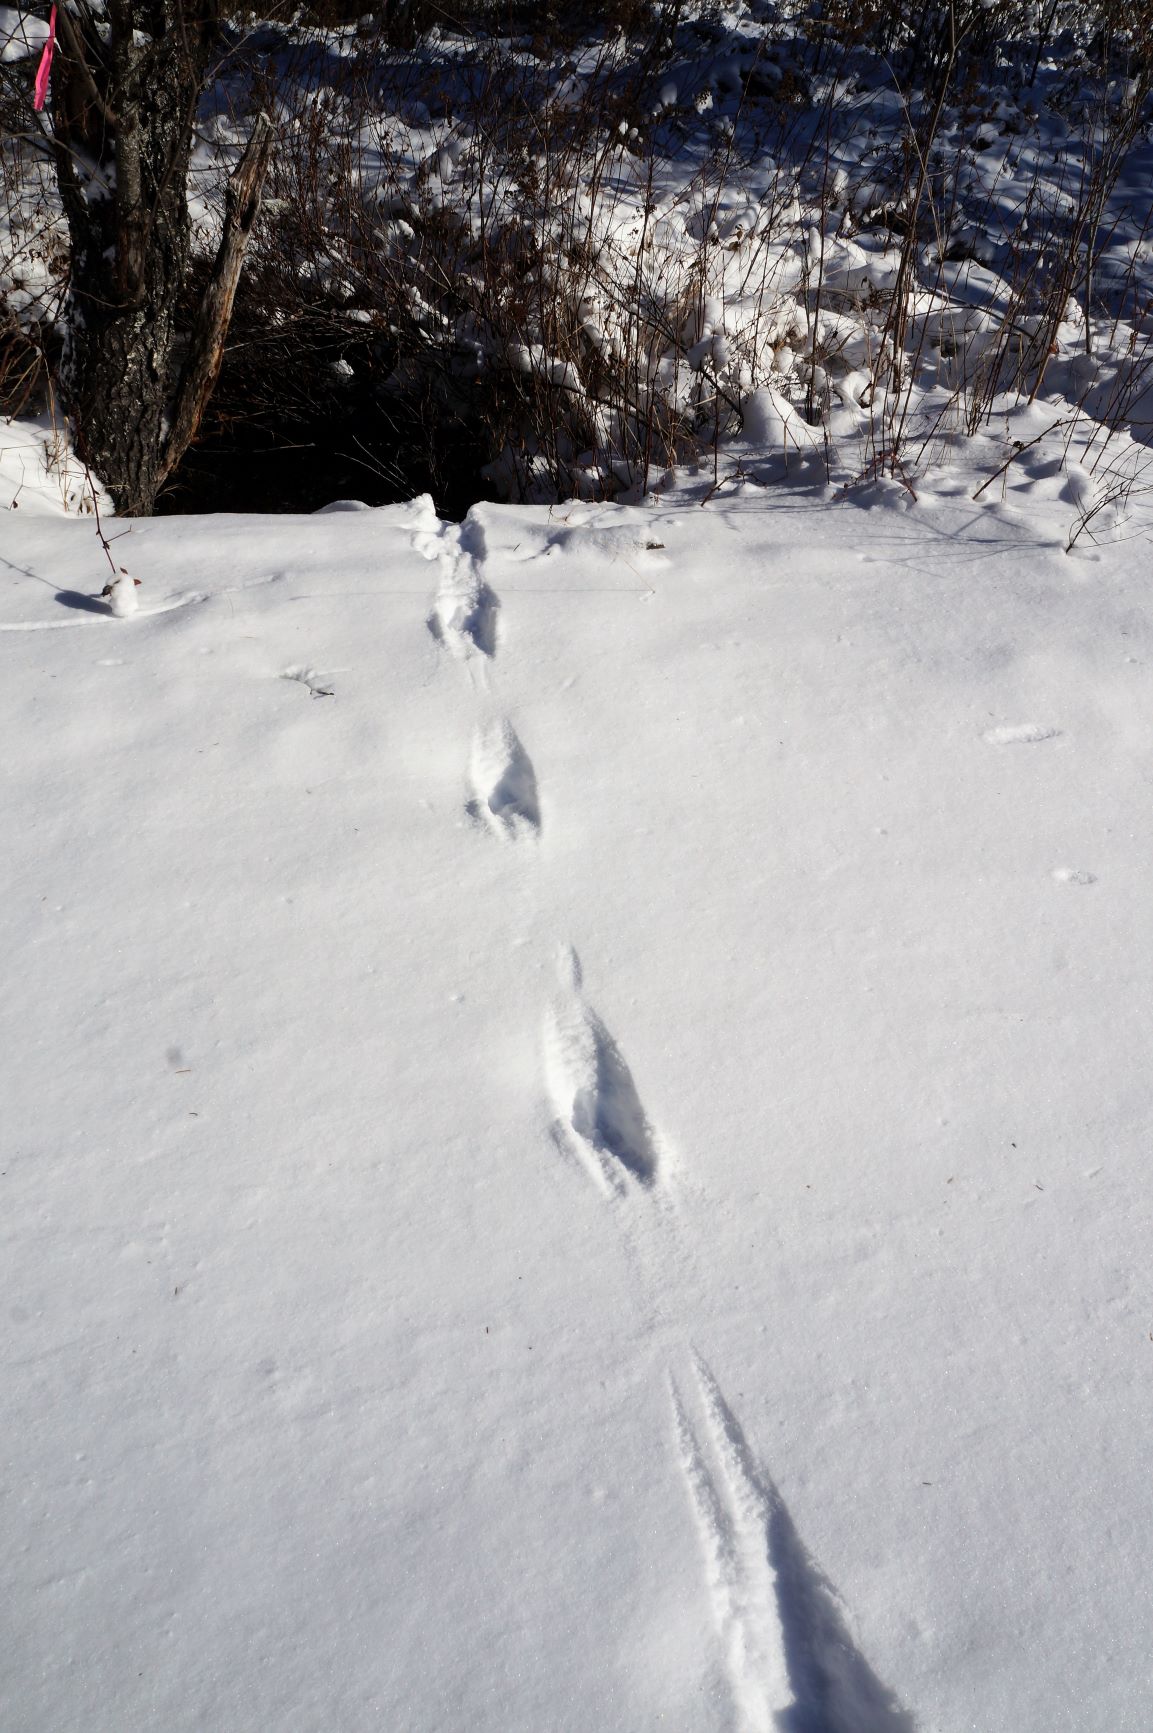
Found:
<box><xmin>419</xmin><ymin>512</ymin><xmax>500</xmax><ymax>659</ymax></box>
<box><xmin>982</xmin><ymin>723</ymin><xmax>1060</xmax><ymax>745</ymax></box>
<box><xmin>674</xmin><ymin>1353</ymin><xmax>915</xmax><ymax>1733</ymax></box>
<box><xmin>0</xmin><ymin>591</ymin><xmax>210</xmax><ymax>630</ymax></box>
<box><xmin>468</xmin><ymin>720</ymin><xmax>540</xmax><ymax>839</ymax></box>
<box><xmin>544</xmin><ymin>948</ymin><xmax>660</xmax><ymax>1196</ymax></box>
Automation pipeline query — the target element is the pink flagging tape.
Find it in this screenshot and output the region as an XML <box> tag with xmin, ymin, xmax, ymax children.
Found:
<box><xmin>33</xmin><ymin>5</ymin><xmax>57</xmax><ymax>112</ymax></box>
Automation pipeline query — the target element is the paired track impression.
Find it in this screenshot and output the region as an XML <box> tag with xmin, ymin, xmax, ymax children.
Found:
<box><xmin>672</xmin><ymin>1354</ymin><xmax>915</xmax><ymax>1733</ymax></box>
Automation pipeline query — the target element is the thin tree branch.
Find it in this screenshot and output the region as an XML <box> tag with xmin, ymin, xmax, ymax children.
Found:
<box><xmin>54</xmin><ymin>2</ymin><xmax>119</xmax><ymax>127</ymax></box>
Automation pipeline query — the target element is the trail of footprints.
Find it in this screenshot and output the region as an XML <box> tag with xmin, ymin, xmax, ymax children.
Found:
<box><xmin>420</xmin><ymin>509</ymin><xmax>910</xmax><ymax>1730</ymax></box>
<box><xmin>418</xmin><ymin>510</ymin><xmax>540</xmax><ymax>843</ymax></box>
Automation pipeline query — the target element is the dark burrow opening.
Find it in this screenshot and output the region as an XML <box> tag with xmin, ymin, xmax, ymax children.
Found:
<box><xmin>156</xmin><ymin>374</ymin><xmax>492</xmax><ymax>523</ymax></box>
<box><xmin>154</xmin><ymin>280</ymin><xmax>497</xmax><ymax>522</ymax></box>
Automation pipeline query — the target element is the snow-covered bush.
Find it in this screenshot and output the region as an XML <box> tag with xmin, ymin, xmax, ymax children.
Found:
<box><xmin>213</xmin><ymin>0</ymin><xmax>1150</xmax><ymax>508</ymax></box>
<box><xmin>5</xmin><ymin>0</ymin><xmax>1151</xmax><ymax>515</ymax></box>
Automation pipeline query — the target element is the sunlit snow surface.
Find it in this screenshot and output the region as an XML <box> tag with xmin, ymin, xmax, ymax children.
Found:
<box><xmin>2</xmin><ymin>470</ymin><xmax>1151</xmax><ymax>1730</ymax></box>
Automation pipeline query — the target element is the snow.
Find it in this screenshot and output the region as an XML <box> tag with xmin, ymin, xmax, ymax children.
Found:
<box><xmin>2</xmin><ymin>467</ymin><xmax>1152</xmax><ymax>1730</ymax></box>
<box><xmin>102</xmin><ymin>570</ymin><xmax>140</xmax><ymax>616</ymax></box>
<box><xmin>0</xmin><ymin>417</ymin><xmax>105</xmax><ymax>516</ymax></box>
<box><xmin>0</xmin><ymin>4</ymin><xmax>47</xmax><ymax>63</ymax></box>
<box><xmin>3</xmin><ymin>0</ymin><xmax>1153</xmax><ymax>1721</ymax></box>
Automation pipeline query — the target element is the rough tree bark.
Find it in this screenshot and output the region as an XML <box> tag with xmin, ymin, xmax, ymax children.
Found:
<box><xmin>157</xmin><ymin>110</ymin><xmax>273</xmax><ymax>491</ymax></box>
<box><xmin>50</xmin><ymin>0</ymin><xmax>270</xmax><ymax>515</ymax></box>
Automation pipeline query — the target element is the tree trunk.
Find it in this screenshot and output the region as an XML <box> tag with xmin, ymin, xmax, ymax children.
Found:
<box><xmin>51</xmin><ymin>0</ymin><xmax>219</xmax><ymax>515</ymax></box>
<box><xmin>160</xmin><ymin>112</ymin><xmax>274</xmax><ymax>490</ymax></box>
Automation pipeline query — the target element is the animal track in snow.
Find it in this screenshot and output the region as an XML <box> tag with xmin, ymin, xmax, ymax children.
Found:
<box><xmin>468</xmin><ymin>721</ymin><xmax>540</xmax><ymax>839</ymax></box>
<box><xmin>544</xmin><ymin>948</ymin><xmax>660</xmax><ymax>1196</ymax></box>
<box><xmin>982</xmin><ymin>723</ymin><xmax>1060</xmax><ymax>745</ymax></box>
<box><xmin>281</xmin><ymin>665</ymin><xmax>334</xmax><ymax>697</ymax></box>
<box><xmin>672</xmin><ymin>1353</ymin><xmax>914</xmax><ymax>1733</ymax></box>
<box><xmin>671</xmin><ymin>1371</ymin><xmax>790</xmax><ymax>1730</ymax></box>
<box><xmin>420</xmin><ymin>512</ymin><xmax>500</xmax><ymax>659</ymax></box>
<box><xmin>431</xmin><ymin>568</ymin><xmax>499</xmax><ymax>658</ymax></box>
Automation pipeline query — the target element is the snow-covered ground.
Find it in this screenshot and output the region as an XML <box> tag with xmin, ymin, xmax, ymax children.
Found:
<box><xmin>3</xmin><ymin>1</ymin><xmax>1153</xmax><ymax>1723</ymax></box>
<box><xmin>3</xmin><ymin>463</ymin><xmax>1152</xmax><ymax>1729</ymax></box>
